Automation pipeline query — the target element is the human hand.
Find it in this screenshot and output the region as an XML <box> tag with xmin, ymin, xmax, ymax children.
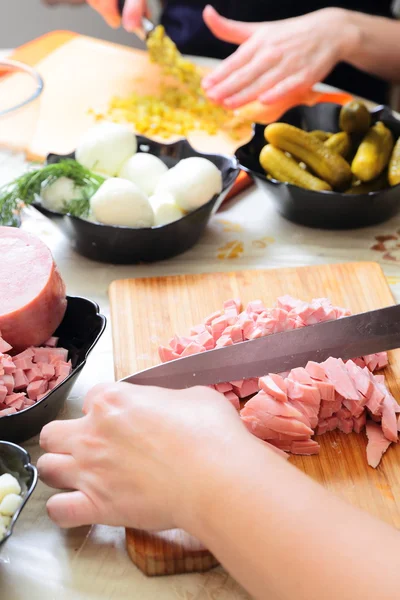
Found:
<box><xmin>85</xmin><ymin>0</ymin><xmax>147</xmax><ymax>30</ymax></box>
<box><xmin>202</xmin><ymin>6</ymin><xmax>358</xmax><ymax>108</ymax></box>
<box><xmin>38</xmin><ymin>382</ymin><xmax>248</xmax><ymax>531</ymax></box>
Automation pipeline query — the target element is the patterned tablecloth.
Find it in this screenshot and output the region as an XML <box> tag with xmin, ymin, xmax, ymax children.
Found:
<box><xmin>1</xmin><ymin>50</ymin><xmax>400</xmax><ymax>600</ymax></box>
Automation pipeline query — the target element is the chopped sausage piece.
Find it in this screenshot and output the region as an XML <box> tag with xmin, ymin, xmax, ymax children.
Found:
<box><xmin>366</xmin><ymin>422</ymin><xmax>392</xmax><ymax>468</ymax></box>
<box><xmin>0</xmin><ymin>332</ymin><xmax>70</xmax><ymax>417</ymax></box>
<box><xmin>259</xmin><ymin>374</ymin><xmax>287</xmax><ymax>402</ymax></box>
<box><xmin>224</xmin><ymin>391</ymin><xmax>240</xmax><ymax>410</ymax></box>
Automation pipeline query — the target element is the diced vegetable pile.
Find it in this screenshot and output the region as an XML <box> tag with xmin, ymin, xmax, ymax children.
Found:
<box><xmin>0</xmin><ymin>333</ymin><xmax>71</xmax><ymax>417</ymax></box>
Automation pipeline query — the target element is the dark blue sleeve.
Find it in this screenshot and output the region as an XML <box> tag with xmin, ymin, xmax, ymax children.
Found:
<box><xmin>161</xmin><ymin>0</ymin><xmax>393</xmax><ymax>104</ymax></box>
<box><xmin>161</xmin><ymin>0</ymin><xmax>393</xmax><ymax>59</ymax></box>
<box><xmin>161</xmin><ymin>1</ymin><xmax>237</xmax><ymax>58</ymax></box>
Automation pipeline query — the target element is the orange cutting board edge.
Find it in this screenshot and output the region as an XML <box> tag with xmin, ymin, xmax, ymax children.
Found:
<box><xmin>8</xmin><ymin>30</ymin><xmax>78</xmax><ymax>67</ymax></box>
<box><xmin>109</xmin><ymin>262</ymin><xmax>400</xmax><ymax>576</ymax></box>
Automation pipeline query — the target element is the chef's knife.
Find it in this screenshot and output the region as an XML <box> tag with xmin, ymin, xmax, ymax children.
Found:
<box><xmin>122</xmin><ymin>304</ymin><xmax>400</xmax><ymax>389</ymax></box>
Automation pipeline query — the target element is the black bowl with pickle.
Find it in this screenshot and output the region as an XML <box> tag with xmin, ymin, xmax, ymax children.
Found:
<box><xmin>236</xmin><ymin>102</ymin><xmax>400</xmax><ymax>230</ymax></box>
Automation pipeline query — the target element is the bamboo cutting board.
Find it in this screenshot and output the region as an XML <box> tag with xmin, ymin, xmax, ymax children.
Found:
<box><xmin>109</xmin><ymin>262</ymin><xmax>400</xmax><ymax>576</ymax></box>
<box><xmin>0</xmin><ymin>31</ymin><xmax>352</xmax><ymax>161</ymax></box>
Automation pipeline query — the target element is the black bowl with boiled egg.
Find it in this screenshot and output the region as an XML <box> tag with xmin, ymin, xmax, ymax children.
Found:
<box><xmin>235</xmin><ymin>103</ymin><xmax>400</xmax><ymax>230</ymax></box>
<box><xmin>0</xmin><ymin>442</ymin><xmax>37</xmax><ymax>546</ymax></box>
<box><xmin>40</xmin><ymin>133</ymin><xmax>240</xmax><ymax>264</ymax></box>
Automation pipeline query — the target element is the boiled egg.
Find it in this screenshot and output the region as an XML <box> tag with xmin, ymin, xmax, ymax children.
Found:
<box><xmin>41</xmin><ymin>176</ymin><xmax>84</xmax><ymax>212</ymax></box>
<box><xmin>90</xmin><ymin>178</ymin><xmax>154</xmax><ymax>228</ymax></box>
<box><xmin>155</xmin><ymin>157</ymin><xmax>222</xmax><ymax>211</ymax></box>
<box><xmin>149</xmin><ymin>192</ymin><xmax>185</xmax><ymax>226</ymax></box>
<box><xmin>119</xmin><ymin>153</ymin><xmax>168</xmax><ymax>196</ymax></box>
<box><xmin>76</xmin><ymin>122</ymin><xmax>137</xmax><ymax>176</ymax></box>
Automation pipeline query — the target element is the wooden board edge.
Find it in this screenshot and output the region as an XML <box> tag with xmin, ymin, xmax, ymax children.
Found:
<box><xmin>125</xmin><ymin>528</ymin><xmax>219</xmax><ymax>576</ymax></box>
<box><xmin>349</xmin><ymin>261</ymin><xmax>396</xmax><ymax>304</ymax></box>
<box><xmin>109</xmin><ymin>279</ymin><xmax>130</xmax><ymax>381</ymax></box>
<box><xmin>0</xmin><ymin>141</ymin><xmax>46</xmax><ymax>164</ymax></box>
<box><xmin>110</xmin><ymin>262</ymin><xmax>400</xmax><ymax>573</ymax></box>
<box><xmin>108</xmin><ymin>261</ymin><xmax>388</xmax><ymax>289</ymax></box>
<box><xmin>8</xmin><ymin>31</ymin><xmax>78</xmax><ymax>67</ymax></box>
<box><xmin>365</xmin><ymin>261</ymin><xmax>395</xmax><ymax>297</ymax></box>
<box><xmin>68</xmin><ymin>32</ymin><xmax>149</xmax><ymax>59</ymax></box>
<box><xmin>108</xmin><ymin>261</ymin><xmax>392</xmax><ymax>383</ymax></box>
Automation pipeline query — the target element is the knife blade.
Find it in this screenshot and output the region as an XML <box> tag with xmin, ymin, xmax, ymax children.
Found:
<box><xmin>122</xmin><ymin>304</ymin><xmax>400</xmax><ymax>389</ymax></box>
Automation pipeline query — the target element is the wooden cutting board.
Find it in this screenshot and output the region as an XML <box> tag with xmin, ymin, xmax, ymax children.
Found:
<box><xmin>0</xmin><ymin>31</ymin><xmax>352</xmax><ymax>161</ymax></box>
<box><xmin>109</xmin><ymin>262</ymin><xmax>400</xmax><ymax>576</ymax></box>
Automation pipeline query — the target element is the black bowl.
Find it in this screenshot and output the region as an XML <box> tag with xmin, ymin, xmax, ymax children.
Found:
<box><xmin>0</xmin><ymin>296</ymin><xmax>106</xmax><ymax>443</ymax></box>
<box><xmin>35</xmin><ymin>136</ymin><xmax>240</xmax><ymax>264</ymax></box>
<box><xmin>0</xmin><ymin>442</ymin><xmax>37</xmax><ymax>546</ymax></box>
<box><xmin>236</xmin><ymin>103</ymin><xmax>400</xmax><ymax>230</ymax></box>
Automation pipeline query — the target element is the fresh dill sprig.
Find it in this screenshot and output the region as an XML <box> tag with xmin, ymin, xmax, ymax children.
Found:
<box><xmin>0</xmin><ymin>159</ymin><xmax>105</xmax><ymax>226</ymax></box>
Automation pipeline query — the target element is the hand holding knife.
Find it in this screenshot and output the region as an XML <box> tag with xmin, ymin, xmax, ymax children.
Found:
<box><xmin>117</xmin><ymin>0</ymin><xmax>156</xmax><ymax>38</ymax></box>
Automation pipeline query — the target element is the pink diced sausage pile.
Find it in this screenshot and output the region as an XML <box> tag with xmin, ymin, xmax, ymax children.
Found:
<box><xmin>159</xmin><ymin>296</ymin><xmax>398</xmax><ymax>468</ymax></box>
<box><xmin>0</xmin><ymin>332</ymin><xmax>71</xmax><ymax>417</ymax></box>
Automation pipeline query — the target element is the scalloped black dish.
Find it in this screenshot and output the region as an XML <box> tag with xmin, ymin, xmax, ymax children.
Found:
<box><xmin>235</xmin><ymin>103</ymin><xmax>400</xmax><ymax>230</ymax></box>
<box><xmin>0</xmin><ymin>442</ymin><xmax>37</xmax><ymax>546</ymax></box>
<box><xmin>0</xmin><ymin>296</ymin><xmax>106</xmax><ymax>444</ymax></box>
<box><xmin>35</xmin><ymin>136</ymin><xmax>240</xmax><ymax>264</ymax></box>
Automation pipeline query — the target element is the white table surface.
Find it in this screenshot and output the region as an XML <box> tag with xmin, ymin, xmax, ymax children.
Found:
<box><xmin>2</xmin><ymin>48</ymin><xmax>400</xmax><ymax>600</ymax></box>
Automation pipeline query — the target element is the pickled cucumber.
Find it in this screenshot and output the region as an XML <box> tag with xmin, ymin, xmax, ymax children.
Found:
<box><xmin>345</xmin><ymin>171</ymin><xmax>388</xmax><ymax>194</ymax></box>
<box><xmin>388</xmin><ymin>137</ymin><xmax>400</xmax><ymax>186</ymax></box>
<box><xmin>259</xmin><ymin>145</ymin><xmax>331</xmax><ymax>191</ymax></box>
<box><xmin>351</xmin><ymin>121</ymin><xmax>394</xmax><ymax>182</ymax></box>
<box><xmin>339</xmin><ymin>101</ymin><xmax>371</xmax><ymax>134</ymax></box>
<box><xmin>324</xmin><ymin>132</ymin><xmax>351</xmax><ymax>157</ymax></box>
<box><xmin>264</xmin><ymin>123</ymin><xmax>352</xmax><ymax>190</ymax></box>
<box><xmin>310</xmin><ymin>130</ymin><xmax>332</xmax><ymax>142</ymax></box>
<box><xmin>285</xmin><ymin>152</ymin><xmax>308</xmax><ymax>170</ymax></box>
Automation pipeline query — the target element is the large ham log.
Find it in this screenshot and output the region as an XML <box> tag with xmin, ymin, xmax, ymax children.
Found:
<box><xmin>0</xmin><ymin>227</ymin><xmax>67</xmax><ymax>352</ymax></box>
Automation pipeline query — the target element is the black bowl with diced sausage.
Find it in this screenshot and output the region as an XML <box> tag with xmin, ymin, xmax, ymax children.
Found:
<box><xmin>236</xmin><ymin>103</ymin><xmax>400</xmax><ymax>230</ymax></box>
<box><xmin>0</xmin><ymin>442</ymin><xmax>37</xmax><ymax>546</ymax></box>
<box><xmin>0</xmin><ymin>296</ymin><xmax>106</xmax><ymax>444</ymax></box>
